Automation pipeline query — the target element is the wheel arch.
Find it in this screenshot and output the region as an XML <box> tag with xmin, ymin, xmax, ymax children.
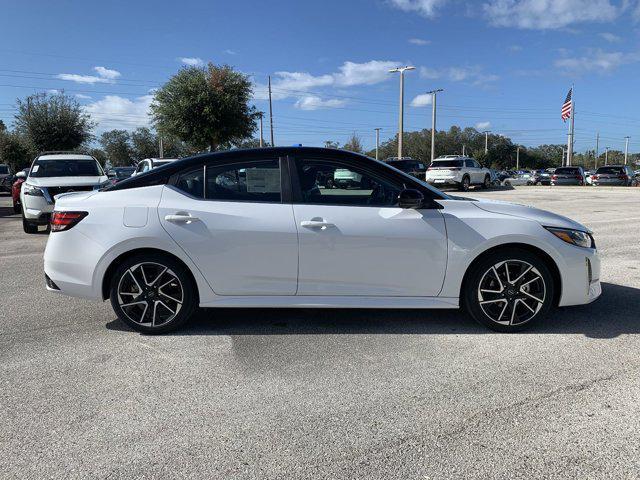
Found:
<box><xmin>101</xmin><ymin>247</ymin><xmax>200</xmax><ymax>303</ymax></box>
<box><xmin>460</xmin><ymin>242</ymin><xmax>562</xmax><ymax>307</ymax></box>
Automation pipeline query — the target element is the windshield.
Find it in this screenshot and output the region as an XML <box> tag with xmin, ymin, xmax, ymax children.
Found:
<box><xmin>555</xmin><ymin>167</ymin><xmax>580</xmax><ymax>174</ymax></box>
<box><xmin>114</xmin><ymin>167</ymin><xmax>135</xmax><ymax>178</ymax></box>
<box><xmin>596</xmin><ymin>167</ymin><xmax>624</xmax><ymax>174</ymax></box>
<box><xmin>430</xmin><ymin>160</ymin><xmax>463</xmax><ymax>168</ymax></box>
<box><xmin>30</xmin><ymin>158</ymin><xmax>103</xmax><ymax>178</ymax></box>
<box><xmin>0</xmin><ymin>165</ymin><xmax>8</xmax><ymax>174</ymax></box>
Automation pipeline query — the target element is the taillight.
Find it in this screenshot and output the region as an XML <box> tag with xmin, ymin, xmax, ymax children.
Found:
<box><xmin>50</xmin><ymin>211</ymin><xmax>88</xmax><ymax>232</ymax></box>
<box><xmin>592</xmin><ymin>175</ymin><xmax>598</xmax><ymax>180</ymax></box>
<box><xmin>619</xmin><ymin>175</ymin><xmax>628</xmax><ymax>180</ymax></box>
<box><xmin>552</xmin><ymin>175</ymin><xmax>558</xmax><ymax>180</ymax></box>
<box><xmin>575</xmin><ymin>175</ymin><xmax>582</xmax><ymax>180</ymax></box>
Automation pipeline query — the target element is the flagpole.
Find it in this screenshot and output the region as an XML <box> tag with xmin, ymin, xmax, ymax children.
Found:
<box><xmin>567</xmin><ymin>84</ymin><xmax>575</xmax><ymax>166</ymax></box>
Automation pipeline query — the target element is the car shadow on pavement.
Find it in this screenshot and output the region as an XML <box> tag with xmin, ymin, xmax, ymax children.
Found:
<box><xmin>105</xmin><ymin>282</ymin><xmax>639</xmax><ymax>339</ymax></box>
<box><xmin>0</xmin><ymin>205</ymin><xmax>17</xmax><ymax>218</ymax></box>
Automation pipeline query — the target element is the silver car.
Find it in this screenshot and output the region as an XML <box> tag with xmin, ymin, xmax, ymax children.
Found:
<box><xmin>591</xmin><ymin>165</ymin><xmax>637</xmax><ymax>186</ymax></box>
<box><xmin>550</xmin><ymin>166</ymin><xmax>585</xmax><ymax>186</ymax></box>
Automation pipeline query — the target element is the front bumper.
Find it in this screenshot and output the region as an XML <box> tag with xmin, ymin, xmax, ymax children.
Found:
<box><xmin>22</xmin><ymin>194</ymin><xmax>54</xmax><ymax>223</ymax></box>
<box><xmin>558</xmin><ymin>246</ymin><xmax>601</xmax><ymax>307</ymax></box>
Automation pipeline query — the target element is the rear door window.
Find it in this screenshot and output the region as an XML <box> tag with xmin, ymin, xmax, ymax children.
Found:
<box><xmin>206</xmin><ymin>159</ymin><xmax>281</xmax><ymax>203</ymax></box>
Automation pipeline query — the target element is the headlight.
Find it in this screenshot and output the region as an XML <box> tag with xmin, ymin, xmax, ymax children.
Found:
<box><xmin>545</xmin><ymin>227</ymin><xmax>594</xmax><ymax>248</ymax></box>
<box><xmin>23</xmin><ymin>183</ymin><xmax>44</xmax><ymax>196</ymax></box>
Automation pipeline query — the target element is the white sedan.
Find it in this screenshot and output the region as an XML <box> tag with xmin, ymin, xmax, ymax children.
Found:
<box><xmin>43</xmin><ymin>148</ymin><xmax>601</xmax><ymax>334</ymax></box>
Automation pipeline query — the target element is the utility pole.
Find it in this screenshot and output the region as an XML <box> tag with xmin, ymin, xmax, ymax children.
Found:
<box><xmin>516</xmin><ymin>146</ymin><xmax>520</xmax><ymax>171</ymax></box>
<box><xmin>159</xmin><ymin>136</ymin><xmax>164</xmax><ymax>158</ymax></box>
<box><xmin>257</xmin><ymin>112</ymin><xmax>264</xmax><ymax>148</ymax></box>
<box><xmin>462</xmin><ymin>144</ymin><xmax>466</xmax><ymax>156</ymax></box>
<box><xmin>268</xmin><ymin>76</ymin><xmax>275</xmax><ymax>147</ymax></box>
<box><xmin>427</xmin><ymin>88</ymin><xmax>443</xmax><ymax>162</ymax></box>
<box><xmin>595</xmin><ymin>132</ymin><xmax>599</xmax><ymax>169</ymax></box>
<box><xmin>605</xmin><ymin>147</ymin><xmax>609</xmax><ymax>165</ymax></box>
<box><xmin>483</xmin><ymin>131</ymin><xmax>490</xmax><ymax>154</ymax></box>
<box><xmin>624</xmin><ymin>136</ymin><xmax>630</xmax><ymax>165</ymax></box>
<box><xmin>562</xmin><ymin>147</ymin><xmax>565</xmax><ymax>166</ymax></box>
<box><xmin>389</xmin><ymin>66</ymin><xmax>415</xmax><ymax>158</ymax></box>
<box><xmin>374</xmin><ymin>128</ymin><xmax>381</xmax><ymax>161</ymax></box>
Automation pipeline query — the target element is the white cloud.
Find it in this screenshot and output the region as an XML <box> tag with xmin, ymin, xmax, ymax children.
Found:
<box><xmin>476</xmin><ymin>121</ymin><xmax>492</xmax><ymax>130</ymax></box>
<box><xmin>554</xmin><ymin>49</ymin><xmax>639</xmax><ymax>74</ymax></box>
<box><xmin>253</xmin><ymin>60</ymin><xmax>401</xmax><ymax>101</ymax></box>
<box><xmin>57</xmin><ymin>66</ymin><xmax>121</xmax><ymax>84</ymax></box>
<box><xmin>483</xmin><ymin>0</ymin><xmax>620</xmax><ymax>30</ymax></box>
<box><xmin>47</xmin><ymin>89</ymin><xmax>60</xmax><ymax>95</ymax></box>
<box><xmin>419</xmin><ymin>65</ymin><xmax>499</xmax><ymax>85</ymax></box>
<box><xmin>410</xmin><ymin>93</ymin><xmax>433</xmax><ymax>107</ymax></box>
<box><xmin>75</xmin><ymin>94</ymin><xmax>92</xmax><ymax>99</ymax></box>
<box><xmin>94</xmin><ymin>66</ymin><xmax>121</xmax><ymax>80</ymax></box>
<box><xmin>179</xmin><ymin>57</ymin><xmax>204</xmax><ymax>67</ymax></box>
<box><xmin>294</xmin><ymin>96</ymin><xmax>347</xmax><ymax>110</ymax></box>
<box><xmin>224</xmin><ymin>49</ymin><xmax>237</xmax><ymax>55</ymax></box>
<box><xmin>409</xmin><ymin>38</ymin><xmax>431</xmax><ymax>45</ymax></box>
<box><xmin>599</xmin><ymin>32</ymin><xmax>621</xmax><ymax>42</ymax></box>
<box><xmin>389</xmin><ymin>0</ymin><xmax>449</xmax><ymax>18</ymax></box>
<box><xmin>83</xmin><ymin>94</ymin><xmax>153</xmax><ymax>130</ymax></box>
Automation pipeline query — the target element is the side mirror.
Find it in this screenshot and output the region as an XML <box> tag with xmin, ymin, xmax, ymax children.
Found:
<box><xmin>15</xmin><ymin>171</ymin><xmax>26</xmax><ymax>179</ymax></box>
<box><xmin>398</xmin><ymin>189</ymin><xmax>424</xmax><ymax>209</ymax></box>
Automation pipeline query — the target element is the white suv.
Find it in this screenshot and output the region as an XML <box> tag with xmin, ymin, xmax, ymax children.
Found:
<box><xmin>425</xmin><ymin>156</ymin><xmax>492</xmax><ymax>191</ymax></box>
<box><xmin>21</xmin><ymin>152</ymin><xmax>108</xmax><ymax>233</ymax></box>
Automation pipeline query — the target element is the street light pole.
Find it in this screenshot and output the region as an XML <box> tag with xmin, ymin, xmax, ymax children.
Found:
<box><xmin>257</xmin><ymin>112</ymin><xmax>264</xmax><ymax>148</ymax></box>
<box><xmin>483</xmin><ymin>131</ymin><xmax>490</xmax><ymax>155</ymax></box>
<box><xmin>374</xmin><ymin>128</ymin><xmax>381</xmax><ymax>160</ymax></box>
<box><xmin>516</xmin><ymin>146</ymin><xmax>520</xmax><ymax>171</ymax></box>
<box><xmin>389</xmin><ymin>66</ymin><xmax>415</xmax><ymax>159</ymax></box>
<box><xmin>427</xmin><ymin>88</ymin><xmax>443</xmax><ymax>162</ymax></box>
<box><xmin>605</xmin><ymin>147</ymin><xmax>609</xmax><ymax>165</ymax></box>
<box><xmin>595</xmin><ymin>132</ymin><xmax>599</xmax><ymax>169</ymax></box>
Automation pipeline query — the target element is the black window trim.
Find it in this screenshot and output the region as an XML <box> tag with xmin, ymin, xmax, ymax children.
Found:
<box><xmin>168</xmin><ymin>157</ymin><xmax>288</xmax><ymax>204</ymax></box>
<box><xmin>287</xmin><ymin>154</ymin><xmax>441</xmax><ymax>208</ymax></box>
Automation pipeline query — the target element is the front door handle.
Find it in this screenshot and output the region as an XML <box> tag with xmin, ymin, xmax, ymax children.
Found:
<box><xmin>301</xmin><ymin>219</ymin><xmax>334</xmax><ymax>229</ymax></box>
<box><xmin>165</xmin><ymin>213</ymin><xmax>200</xmax><ymax>224</ymax></box>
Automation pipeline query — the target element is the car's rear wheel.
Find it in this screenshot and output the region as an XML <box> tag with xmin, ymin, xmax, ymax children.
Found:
<box><xmin>110</xmin><ymin>254</ymin><xmax>197</xmax><ymax>334</ymax></box>
<box><xmin>459</xmin><ymin>175</ymin><xmax>470</xmax><ymax>191</ymax></box>
<box><xmin>463</xmin><ymin>248</ymin><xmax>555</xmax><ymax>332</ymax></box>
<box><xmin>481</xmin><ymin>175</ymin><xmax>490</xmax><ymax>189</ymax></box>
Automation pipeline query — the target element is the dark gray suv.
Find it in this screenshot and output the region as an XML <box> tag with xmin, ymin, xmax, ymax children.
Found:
<box><xmin>591</xmin><ymin>165</ymin><xmax>637</xmax><ymax>186</ymax></box>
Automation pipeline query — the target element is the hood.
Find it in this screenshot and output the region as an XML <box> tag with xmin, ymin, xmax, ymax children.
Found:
<box><xmin>25</xmin><ymin>175</ymin><xmax>108</xmax><ymax>188</ymax></box>
<box><xmin>470</xmin><ymin>198</ymin><xmax>590</xmax><ymax>233</ymax></box>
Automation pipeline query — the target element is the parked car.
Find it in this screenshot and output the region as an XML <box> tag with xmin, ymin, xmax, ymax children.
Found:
<box><xmin>502</xmin><ymin>173</ymin><xmax>533</xmax><ymax>186</ymax></box>
<box><xmin>385</xmin><ymin>157</ymin><xmax>427</xmax><ymax>180</ymax></box>
<box><xmin>20</xmin><ymin>152</ymin><xmax>108</xmax><ymax>234</ymax></box>
<box><xmin>550</xmin><ymin>166</ymin><xmax>585</xmax><ymax>186</ymax></box>
<box><xmin>107</xmin><ymin>166</ymin><xmax>136</xmax><ymax>185</ymax></box>
<box><xmin>11</xmin><ymin>168</ymin><xmax>29</xmax><ymax>213</ymax></box>
<box><xmin>44</xmin><ymin>147</ymin><xmax>600</xmax><ymax>334</ymax></box>
<box><xmin>591</xmin><ymin>165</ymin><xmax>638</xmax><ymax>186</ymax></box>
<box><xmin>425</xmin><ymin>156</ymin><xmax>492</xmax><ymax>191</ymax></box>
<box><xmin>538</xmin><ymin>168</ymin><xmax>555</xmax><ymax>186</ymax></box>
<box><xmin>131</xmin><ymin>158</ymin><xmax>177</xmax><ymax>176</ymax></box>
<box><xmin>0</xmin><ymin>164</ymin><xmax>13</xmax><ymax>193</ymax></box>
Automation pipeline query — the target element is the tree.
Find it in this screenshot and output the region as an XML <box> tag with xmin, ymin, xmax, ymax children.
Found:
<box><xmin>151</xmin><ymin>63</ymin><xmax>257</xmax><ymax>151</ymax></box>
<box><xmin>324</xmin><ymin>140</ymin><xmax>340</xmax><ymax>149</ymax></box>
<box><xmin>130</xmin><ymin>127</ymin><xmax>159</xmax><ymax>160</ymax></box>
<box><xmin>0</xmin><ymin>131</ymin><xmax>33</xmax><ymax>171</ymax></box>
<box><xmin>0</xmin><ymin>120</ymin><xmax>6</xmax><ymax>133</ymax></box>
<box><xmin>343</xmin><ymin>133</ymin><xmax>363</xmax><ymax>153</ymax></box>
<box><xmin>100</xmin><ymin>130</ymin><xmax>133</xmax><ymax>166</ymax></box>
<box><xmin>14</xmin><ymin>92</ymin><xmax>94</xmax><ymax>151</ymax></box>
<box><xmin>88</xmin><ymin>147</ymin><xmax>107</xmax><ymax>167</ymax></box>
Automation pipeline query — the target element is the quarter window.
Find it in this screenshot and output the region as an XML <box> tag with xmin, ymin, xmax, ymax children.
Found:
<box><xmin>295</xmin><ymin>158</ymin><xmax>402</xmax><ymax>207</ymax></box>
<box><xmin>205</xmin><ymin>159</ymin><xmax>281</xmax><ymax>202</ymax></box>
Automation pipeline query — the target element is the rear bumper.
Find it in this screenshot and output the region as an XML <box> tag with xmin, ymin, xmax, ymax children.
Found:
<box><xmin>426</xmin><ymin>177</ymin><xmax>460</xmax><ymax>186</ymax></box>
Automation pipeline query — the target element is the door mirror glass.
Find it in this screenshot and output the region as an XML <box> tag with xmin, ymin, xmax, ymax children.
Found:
<box><xmin>15</xmin><ymin>171</ymin><xmax>27</xmax><ymax>179</ymax></box>
<box><xmin>398</xmin><ymin>189</ymin><xmax>424</xmax><ymax>209</ymax></box>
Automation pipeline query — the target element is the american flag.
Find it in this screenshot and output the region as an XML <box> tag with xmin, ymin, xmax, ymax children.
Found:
<box><xmin>561</xmin><ymin>88</ymin><xmax>573</xmax><ymax>122</ymax></box>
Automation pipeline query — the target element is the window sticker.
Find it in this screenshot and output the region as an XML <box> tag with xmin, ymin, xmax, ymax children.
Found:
<box><xmin>246</xmin><ymin>168</ymin><xmax>280</xmax><ymax>193</ymax></box>
<box><xmin>32</xmin><ymin>165</ymin><xmax>39</xmax><ymax>173</ymax></box>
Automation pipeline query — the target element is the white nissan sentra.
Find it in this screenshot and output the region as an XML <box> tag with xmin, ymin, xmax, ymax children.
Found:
<box><xmin>43</xmin><ymin>147</ymin><xmax>601</xmax><ymax>334</ymax></box>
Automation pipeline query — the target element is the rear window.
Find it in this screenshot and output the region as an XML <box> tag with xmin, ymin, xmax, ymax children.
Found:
<box><xmin>0</xmin><ymin>165</ymin><xmax>8</xmax><ymax>174</ymax></box>
<box><xmin>430</xmin><ymin>160</ymin><xmax>463</xmax><ymax>168</ymax></box>
<box><xmin>387</xmin><ymin>160</ymin><xmax>423</xmax><ymax>171</ymax></box>
<box><xmin>554</xmin><ymin>167</ymin><xmax>580</xmax><ymax>174</ymax></box>
<box><xmin>30</xmin><ymin>158</ymin><xmax>103</xmax><ymax>178</ymax></box>
<box><xmin>595</xmin><ymin>166</ymin><xmax>624</xmax><ymax>174</ymax></box>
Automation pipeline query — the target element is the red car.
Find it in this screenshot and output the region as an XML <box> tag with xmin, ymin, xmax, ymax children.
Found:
<box><xmin>12</xmin><ymin>168</ymin><xmax>29</xmax><ymax>213</ymax></box>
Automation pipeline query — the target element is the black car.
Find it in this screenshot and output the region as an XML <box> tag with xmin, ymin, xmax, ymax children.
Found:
<box><xmin>384</xmin><ymin>158</ymin><xmax>428</xmax><ymax>180</ymax></box>
<box><xmin>107</xmin><ymin>166</ymin><xmax>136</xmax><ymax>184</ymax></box>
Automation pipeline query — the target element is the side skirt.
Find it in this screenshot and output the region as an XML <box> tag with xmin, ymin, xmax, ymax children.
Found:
<box><xmin>199</xmin><ymin>296</ymin><xmax>460</xmax><ymax>309</ymax></box>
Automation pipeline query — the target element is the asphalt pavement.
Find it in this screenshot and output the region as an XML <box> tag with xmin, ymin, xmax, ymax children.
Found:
<box><xmin>1</xmin><ymin>186</ymin><xmax>639</xmax><ymax>479</ymax></box>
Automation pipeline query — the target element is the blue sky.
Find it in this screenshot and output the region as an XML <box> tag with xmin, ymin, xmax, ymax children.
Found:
<box><xmin>1</xmin><ymin>0</ymin><xmax>640</xmax><ymax>153</ymax></box>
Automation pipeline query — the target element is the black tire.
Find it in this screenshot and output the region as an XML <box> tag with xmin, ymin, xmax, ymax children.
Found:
<box><xmin>22</xmin><ymin>214</ymin><xmax>38</xmax><ymax>234</ymax></box>
<box><xmin>462</xmin><ymin>247</ymin><xmax>555</xmax><ymax>332</ymax></box>
<box><xmin>458</xmin><ymin>175</ymin><xmax>471</xmax><ymax>191</ymax></box>
<box><xmin>481</xmin><ymin>175</ymin><xmax>490</xmax><ymax>189</ymax></box>
<box><xmin>13</xmin><ymin>201</ymin><xmax>21</xmax><ymax>214</ymax></box>
<box><xmin>109</xmin><ymin>253</ymin><xmax>197</xmax><ymax>334</ymax></box>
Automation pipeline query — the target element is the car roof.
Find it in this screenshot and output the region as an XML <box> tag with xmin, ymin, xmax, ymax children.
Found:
<box><xmin>36</xmin><ymin>153</ymin><xmax>96</xmax><ymax>161</ymax></box>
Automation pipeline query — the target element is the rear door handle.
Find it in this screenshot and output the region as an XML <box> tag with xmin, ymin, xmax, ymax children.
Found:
<box><xmin>165</xmin><ymin>213</ymin><xmax>200</xmax><ymax>224</ymax></box>
<box><xmin>301</xmin><ymin>220</ymin><xmax>334</xmax><ymax>229</ymax></box>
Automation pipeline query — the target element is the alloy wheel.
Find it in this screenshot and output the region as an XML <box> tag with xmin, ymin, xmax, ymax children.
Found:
<box><xmin>116</xmin><ymin>262</ymin><xmax>184</xmax><ymax>327</ymax></box>
<box><xmin>477</xmin><ymin>259</ymin><xmax>546</xmax><ymax>326</ymax></box>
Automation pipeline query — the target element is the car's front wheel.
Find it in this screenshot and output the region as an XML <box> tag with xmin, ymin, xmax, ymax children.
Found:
<box><xmin>110</xmin><ymin>253</ymin><xmax>197</xmax><ymax>334</ymax></box>
<box><xmin>459</xmin><ymin>175</ymin><xmax>471</xmax><ymax>191</ymax></box>
<box><xmin>22</xmin><ymin>214</ymin><xmax>38</xmax><ymax>234</ymax></box>
<box><xmin>463</xmin><ymin>248</ymin><xmax>555</xmax><ymax>332</ymax></box>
